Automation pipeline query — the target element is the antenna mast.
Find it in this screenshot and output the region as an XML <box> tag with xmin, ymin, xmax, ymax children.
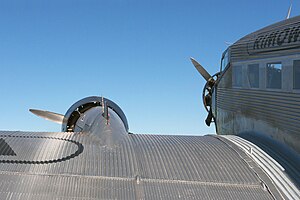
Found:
<box><xmin>286</xmin><ymin>1</ymin><xmax>292</xmax><ymax>19</ymax></box>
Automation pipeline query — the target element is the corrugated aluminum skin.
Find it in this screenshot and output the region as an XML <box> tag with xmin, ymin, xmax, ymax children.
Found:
<box><xmin>223</xmin><ymin>135</ymin><xmax>300</xmax><ymax>200</ymax></box>
<box><xmin>217</xmin><ymin>88</ymin><xmax>300</xmax><ymax>134</ymax></box>
<box><xmin>0</xmin><ymin>131</ymin><xmax>276</xmax><ymax>199</ymax></box>
<box><xmin>230</xmin><ymin>15</ymin><xmax>300</xmax><ymax>62</ymax></box>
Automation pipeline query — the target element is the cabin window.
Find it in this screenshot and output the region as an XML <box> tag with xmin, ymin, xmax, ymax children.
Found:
<box><xmin>247</xmin><ymin>64</ymin><xmax>259</xmax><ymax>88</ymax></box>
<box><xmin>266</xmin><ymin>63</ymin><xmax>282</xmax><ymax>89</ymax></box>
<box><xmin>232</xmin><ymin>65</ymin><xmax>242</xmax><ymax>87</ymax></box>
<box><xmin>293</xmin><ymin>60</ymin><xmax>300</xmax><ymax>89</ymax></box>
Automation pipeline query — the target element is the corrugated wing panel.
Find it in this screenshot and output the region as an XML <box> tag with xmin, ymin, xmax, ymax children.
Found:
<box><xmin>0</xmin><ymin>131</ymin><xmax>279</xmax><ymax>199</ymax></box>
<box><xmin>131</xmin><ymin>134</ymin><xmax>258</xmax><ymax>184</ymax></box>
<box><xmin>0</xmin><ymin>173</ymin><xmax>136</xmax><ymax>200</ymax></box>
<box><xmin>143</xmin><ymin>179</ymin><xmax>273</xmax><ymax>200</ymax></box>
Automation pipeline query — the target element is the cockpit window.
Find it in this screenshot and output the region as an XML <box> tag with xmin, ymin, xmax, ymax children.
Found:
<box><xmin>221</xmin><ymin>49</ymin><xmax>230</xmax><ymax>71</ymax></box>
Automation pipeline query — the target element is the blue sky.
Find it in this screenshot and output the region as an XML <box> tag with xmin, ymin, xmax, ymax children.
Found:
<box><xmin>0</xmin><ymin>0</ymin><xmax>298</xmax><ymax>135</ymax></box>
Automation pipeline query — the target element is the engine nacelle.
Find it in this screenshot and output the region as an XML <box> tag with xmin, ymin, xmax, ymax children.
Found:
<box><xmin>61</xmin><ymin>96</ymin><xmax>129</xmax><ymax>133</ymax></box>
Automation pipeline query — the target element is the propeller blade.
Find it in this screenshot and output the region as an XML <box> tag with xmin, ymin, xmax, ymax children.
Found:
<box><xmin>29</xmin><ymin>109</ymin><xmax>64</xmax><ymax>124</ymax></box>
<box><xmin>205</xmin><ymin>109</ymin><xmax>213</xmax><ymax>126</ymax></box>
<box><xmin>190</xmin><ymin>57</ymin><xmax>212</xmax><ymax>81</ymax></box>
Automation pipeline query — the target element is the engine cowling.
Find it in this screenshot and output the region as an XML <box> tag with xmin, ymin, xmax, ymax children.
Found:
<box><xmin>61</xmin><ymin>96</ymin><xmax>129</xmax><ymax>133</ymax></box>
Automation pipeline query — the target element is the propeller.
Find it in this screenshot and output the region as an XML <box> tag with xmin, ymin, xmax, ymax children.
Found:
<box><xmin>190</xmin><ymin>57</ymin><xmax>219</xmax><ymax>126</ymax></box>
<box><xmin>190</xmin><ymin>57</ymin><xmax>212</xmax><ymax>82</ymax></box>
<box><xmin>29</xmin><ymin>109</ymin><xmax>64</xmax><ymax>124</ymax></box>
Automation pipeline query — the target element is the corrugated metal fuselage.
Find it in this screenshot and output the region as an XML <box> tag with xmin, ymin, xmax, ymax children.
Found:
<box><xmin>213</xmin><ymin>16</ymin><xmax>300</xmax><ymax>156</ymax></box>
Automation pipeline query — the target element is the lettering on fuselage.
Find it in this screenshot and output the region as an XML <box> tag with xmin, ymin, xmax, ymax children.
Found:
<box><xmin>248</xmin><ymin>24</ymin><xmax>300</xmax><ymax>54</ymax></box>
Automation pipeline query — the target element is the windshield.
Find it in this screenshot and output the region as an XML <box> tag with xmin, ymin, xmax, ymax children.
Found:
<box><xmin>220</xmin><ymin>48</ymin><xmax>230</xmax><ymax>72</ymax></box>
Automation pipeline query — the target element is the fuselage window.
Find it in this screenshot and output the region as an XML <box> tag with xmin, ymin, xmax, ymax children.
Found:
<box><xmin>232</xmin><ymin>65</ymin><xmax>242</xmax><ymax>87</ymax></box>
<box><xmin>266</xmin><ymin>63</ymin><xmax>282</xmax><ymax>89</ymax></box>
<box><xmin>293</xmin><ymin>60</ymin><xmax>300</xmax><ymax>89</ymax></box>
<box><xmin>247</xmin><ymin>64</ymin><xmax>259</xmax><ymax>88</ymax></box>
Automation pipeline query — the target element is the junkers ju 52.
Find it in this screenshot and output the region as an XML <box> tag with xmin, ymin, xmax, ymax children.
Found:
<box><xmin>0</xmin><ymin>16</ymin><xmax>299</xmax><ymax>200</ymax></box>
<box><xmin>191</xmin><ymin>15</ymin><xmax>300</xmax><ymax>158</ymax></box>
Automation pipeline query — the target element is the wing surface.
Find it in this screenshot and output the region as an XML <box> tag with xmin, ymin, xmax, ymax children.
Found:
<box><xmin>0</xmin><ymin>131</ymin><xmax>288</xmax><ymax>199</ymax></box>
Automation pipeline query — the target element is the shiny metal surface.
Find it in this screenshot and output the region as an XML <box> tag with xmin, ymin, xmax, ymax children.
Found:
<box><xmin>216</xmin><ymin>87</ymin><xmax>300</xmax><ymax>154</ymax></box>
<box><xmin>29</xmin><ymin>109</ymin><xmax>64</xmax><ymax>124</ymax></box>
<box><xmin>3</xmin><ymin>15</ymin><xmax>300</xmax><ymax>200</ymax></box>
<box><xmin>229</xmin><ymin>16</ymin><xmax>300</xmax><ymax>62</ymax></box>
<box><xmin>190</xmin><ymin>57</ymin><xmax>212</xmax><ymax>81</ymax></box>
<box><xmin>0</xmin><ymin>131</ymin><xmax>279</xmax><ymax>199</ymax></box>
<box><xmin>62</xmin><ymin>96</ymin><xmax>129</xmax><ymax>132</ymax></box>
<box><xmin>213</xmin><ymin>16</ymin><xmax>300</xmax><ymax>181</ymax></box>
<box><xmin>223</xmin><ymin>135</ymin><xmax>300</xmax><ymax>200</ymax></box>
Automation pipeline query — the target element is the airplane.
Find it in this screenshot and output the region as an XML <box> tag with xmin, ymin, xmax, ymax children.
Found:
<box><xmin>0</xmin><ymin>16</ymin><xmax>299</xmax><ymax>200</ymax></box>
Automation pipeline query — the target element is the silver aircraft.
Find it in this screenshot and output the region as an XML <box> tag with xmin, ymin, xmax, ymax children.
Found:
<box><xmin>0</xmin><ymin>16</ymin><xmax>299</xmax><ymax>200</ymax></box>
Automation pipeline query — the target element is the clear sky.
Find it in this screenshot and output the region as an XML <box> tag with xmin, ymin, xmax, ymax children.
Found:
<box><xmin>0</xmin><ymin>0</ymin><xmax>298</xmax><ymax>135</ymax></box>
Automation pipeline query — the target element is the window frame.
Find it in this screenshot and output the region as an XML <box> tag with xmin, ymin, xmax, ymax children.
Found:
<box><xmin>220</xmin><ymin>48</ymin><xmax>230</xmax><ymax>72</ymax></box>
<box><xmin>293</xmin><ymin>60</ymin><xmax>300</xmax><ymax>89</ymax></box>
<box><xmin>247</xmin><ymin>64</ymin><xmax>260</xmax><ymax>89</ymax></box>
<box><xmin>266</xmin><ymin>62</ymin><xmax>282</xmax><ymax>90</ymax></box>
<box><xmin>232</xmin><ymin>65</ymin><xmax>243</xmax><ymax>88</ymax></box>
